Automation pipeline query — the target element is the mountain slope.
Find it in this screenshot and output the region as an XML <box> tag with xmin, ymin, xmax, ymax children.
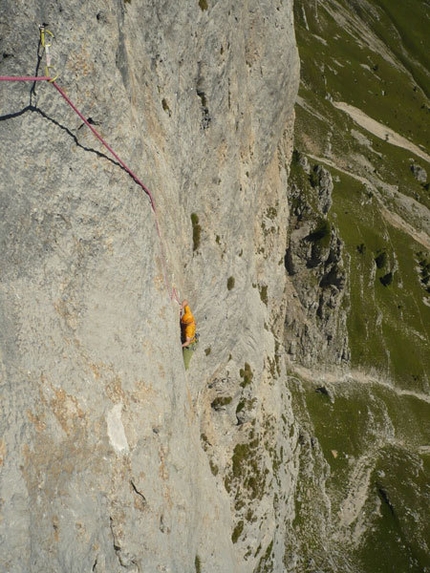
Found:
<box><xmin>285</xmin><ymin>1</ymin><xmax>430</xmax><ymax>571</ymax></box>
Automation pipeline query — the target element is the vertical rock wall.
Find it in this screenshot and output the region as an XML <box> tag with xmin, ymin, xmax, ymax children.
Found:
<box><xmin>0</xmin><ymin>1</ymin><xmax>299</xmax><ymax>571</ymax></box>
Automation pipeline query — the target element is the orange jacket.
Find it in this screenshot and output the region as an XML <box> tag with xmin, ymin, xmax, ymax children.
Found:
<box><xmin>181</xmin><ymin>305</ymin><xmax>196</xmax><ymax>342</ymax></box>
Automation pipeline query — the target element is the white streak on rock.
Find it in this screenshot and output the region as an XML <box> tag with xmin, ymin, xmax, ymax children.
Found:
<box><xmin>106</xmin><ymin>403</ymin><xmax>129</xmax><ymax>454</ymax></box>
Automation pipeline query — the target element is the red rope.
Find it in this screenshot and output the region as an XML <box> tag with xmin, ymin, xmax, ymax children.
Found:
<box><xmin>50</xmin><ymin>82</ymin><xmax>179</xmax><ymax>301</ymax></box>
<box><xmin>0</xmin><ymin>74</ymin><xmax>179</xmax><ymax>302</ymax></box>
<box><xmin>51</xmin><ymin>81</ymin><xmax>157</xmax><ymax>213</ymax></box>
<box><xmin>0</xmin><ymin>75</ymin><xmax>156</xmax><ymax>212</ymax></box>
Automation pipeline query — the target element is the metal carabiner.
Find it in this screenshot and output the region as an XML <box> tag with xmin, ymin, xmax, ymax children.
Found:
<box><xmin>38</xmin><ymin>24</ymin><xmax>58</xmax><ymax>80</ymax></box>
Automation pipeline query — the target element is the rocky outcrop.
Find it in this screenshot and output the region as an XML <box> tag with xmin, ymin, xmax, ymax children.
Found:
<box><xmin>284</xmin><ymin>154</ymin><xmax>350</xmax><ymax>367</ymax></box>
<box><xmin>411</xmin><ymin>162</ymin><xmax>428</xmax><ymax>184</ymax></box>
<box><xmin>0</xmin><ymin>1</ymin><xmax>299</xmax><ymax>572</ymax></box>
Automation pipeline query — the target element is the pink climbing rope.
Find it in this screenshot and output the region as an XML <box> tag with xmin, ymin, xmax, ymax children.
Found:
<box><xmin>50</xmin><ymin>81</ymin><xmax>177</xmax><ymax>302</ymax></box>
<box><xmin>0</xmin><ymin>74</ymin><xmax>180</xmax><ymax>302</ymax></box>
<box><xmin>51</xmin><ymin>81</ymin><xmax>157</xmax><ymax>213</ymax></box>
<box><xmin>0</xmin><ymin>75</ymin><xmax>156</xmax><ymax>212</ymax></box>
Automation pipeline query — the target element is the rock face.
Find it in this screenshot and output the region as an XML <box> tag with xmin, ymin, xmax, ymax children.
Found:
<box><xmin>0</xmin><ymin>1</ymin><xmax>299</xmax><ymax>572</ymax></box>
<box><xmin>284</xmin><ymin>156</ymin><xmax>349</xmax><ymax>367</ymax></box>
<box><xmin>411</xmin><ymin>163</ymin><xmax>428</xmax><ymax>184</ymax></box>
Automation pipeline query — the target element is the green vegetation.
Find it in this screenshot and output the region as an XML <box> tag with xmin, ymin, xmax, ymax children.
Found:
<box><xmin>194</xmin><ymin>555</ymin><xmax>202</xmax><ymax>573</ymax></box>
<box><xmin>266</xmin><ymin>205</ymin><xmax>278</xmax><ymax>220</ymax></box>
<box><xmin>367</xmin><ymin>0</ymin><xmax>430</xmax><ymax>99</ymax></box>
<box><xmin>224</xmin><ymin>423</ymin><xmax>267</xmax><ymax>539</ymax></box>
<box><xmin>239</xmin><ymin>363</ymin><xmax>253</xmax><ymax>388</ymax></box>
<box><xmin>254</xmin><ymin>540</ymin><xmax>274</xmax><ymax>573</ymax></box>
<box><xmin>198</xmin><ymin>0</ymin><xmax>208</xmax><ymax>11</ymax></box>
<box><xmin>258</xmin><ymin>284</ymin><xmax>268</xmax><ymax>305</ymax></box>
<box><xmin>227</xmin><ymin>276</ymin><xmax>235</xmax><ymax>290</ymax></box>
<box><xmin>327</xmin><ymin>172</ymin><xmax>430</xmax><ymax>389</ymax></box>
<box><xmin>289</xmin><ymin>375</ymin><xmax>430</xmax><ymax>573</ymax></box>
<box><xmin>190</xmin><ymin>213</ymin><xmax>201</xmax><ymax>251</ymax></box>
<box><xmin>161</xmin><ymin>98</ymin><xmax>171</xmax><ymax>116</ymax></box>
<box><xmin>288</xmin><ymin>2</ymin><xmax>430</xmax><ymax>570</ymax></box>
<box><xmin>308</xmin><ymin>218</ymin><xmax>331</xmax><ymax>248</ymax></box>
<box><xmin>417</xmin><ymin>251</ymin><xmax>430</xmax><ymax>293</ymax></box>
<box><xmin>232</xmin><ymin>443</ymin><xmax>254</xmax><ymax>479</ymax></box>
<box><xmin>231</xmin><ymin>437</ymin><xmax>265</xmax><ymax>499</ymax></box>
<box><xmin>209</xmin><ymin>459</ymin><xmax>219</xmax><ymax>476</ymax></box>
<box><xmin>211</xmin><ymin>396</ymin><xmax>232</xmax><ymax>410</ymax></box>
<box><xmin>231</xmin><ymin>520</ymin><xmax>244</xmax><ymax>543</ymax></box>
<box><xmin>294</xmin><ymin>1</ymin><xmax>429</xmax><ymax>150</ymax></box>
<box><xmin>291</xmin><ymin>146</ymin><xmax>430</xmax><ymax>390</ymax></box>
<box><xmin>235</xmin><ymin>400</ymin><xmax>245</xmax><ymax>415</ymax></box>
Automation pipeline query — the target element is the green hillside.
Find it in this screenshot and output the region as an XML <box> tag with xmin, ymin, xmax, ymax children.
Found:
<box><xmin>292</xmin><ymin>0</ymin><xmax>430</xmax><ymax>386</ymax></box>
<box><xmin>287</xmin><ymin>1</ymin><xmax>430</xmax><ymax>571</ymax></box>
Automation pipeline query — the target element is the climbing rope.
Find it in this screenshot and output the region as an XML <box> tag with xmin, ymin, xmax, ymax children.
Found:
<box><xmin>50</xmin><ymin>81</ymin><xmax>157</xmax><ymax>213</ymax></box>
<box><xmin>0</xmin><ymin>26</ymin><xmax>180</xmax><ymax>304</ymax></box>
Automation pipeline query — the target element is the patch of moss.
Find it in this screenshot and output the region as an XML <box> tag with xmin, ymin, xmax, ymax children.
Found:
<box><xmin>227</xmin><ymin>276</ymin><xmax>235</xmax><ymax>290</ymax></box>
<box><xmin>209</xmin><ymin>459</ymin><xmax>219</xmax><ymax>476</ymax></box>
<box><xmin>231</xmin><ymin>520</ymin><xmax>244</xmax><ymax>543</ymax></box>
<box><xmin>191</xmin><ymin>213</ymin><xmax>201</xmax><ymax>251</ymax></box>
<box><xmin>254</xmin><ymin>540</ymin><xmax>274</xmax><ymax>573</ymax></box>
<box><xmin>198</xmin><ymin>0</ymin><xmax>208</xmax><ymax>11</ymax></box>
<box><xmin>239</xmin><ymin>363</ymin><xmax>253</xmax><ymax>388</ymax></box>
<box><xmin>259</xmin><ymin>285</ymin><xmax>268</xmax><ymax>305</ymax></box>
<box><xmin>417</xmin><ymin>252</ymin><xmax>430</xmax><ymax>291</ymax></box>
<box><xmin>266</xmin><ymin>205</ymin><xmax>278</xmax><ymax>220</ymax></box>
<box><xmin>236</xmin><ymin>400</ymin><xmax>245</xmax><ymax>414</ymax></box>
<box><xmin>161</xmin><ymin>98</ymin><xmax>171</xmax><ymax>116</ymax></box>
<box><xmin>232</xmin><ymin>443</ymin><xmax>249</xmax><ymax>478</ymax></box>
<box><xmin>211</xmin><ymin>396</ymin><xmax>232</xmax><ymax>410</ymax></box>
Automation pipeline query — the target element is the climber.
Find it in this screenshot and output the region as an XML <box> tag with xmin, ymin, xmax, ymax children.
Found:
<box><xmin>180</xmin><ymin>300</ymin><xmax>196</xmax><ymax>348</ymax></box>
<box><xmin>180</xmin><ymin>299</ymin><xmax>198</xmax><ymax>371</ymax></box>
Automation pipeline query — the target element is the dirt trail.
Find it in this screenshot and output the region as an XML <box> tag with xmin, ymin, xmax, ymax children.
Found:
<box><xmin>306</xmin><ymin>151</ymin><xmax>430</xmax><ymax>250</ymax></box>
<box><xmin>290</xmin><ymin>364</ymin><xmax>430</xmax><ymax>404</ymax></box>
<box><xmin>333</xmin><ymin>101</ymin><xmax>430</xmax><ymax>165</ymax></box>
<box><xmin>380</xmin><ymin>207</ymin><xmax>430</xmax><ymax>250</ymax></box>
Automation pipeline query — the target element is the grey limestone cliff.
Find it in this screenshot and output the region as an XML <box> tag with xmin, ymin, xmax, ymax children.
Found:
<box><xmin>0</xmin><ymin>1</ymin><xmax>300</xmax><ymax>572</ymax></box>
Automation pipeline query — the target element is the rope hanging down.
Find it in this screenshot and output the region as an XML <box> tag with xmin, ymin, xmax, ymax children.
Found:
<box><xmin>0</xmin><ymin>26</ymin><xmax>180</xmax><ymax>303</ymax></box>
<box><xmin>50</xmin><ymin>81</ymin><xmax>157</xmax><ymax>213</ymax></box>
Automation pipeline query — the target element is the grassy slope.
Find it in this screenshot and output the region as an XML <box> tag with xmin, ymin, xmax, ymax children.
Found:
<box><xmin>287</xmin><ymin>1</ymin><xmax>430</xmax><ymax>571</ymax></box>
<box><xmin>292</xmin><ymin>0</ymin><xmax>430</xmax><ymax>389</ymax></box>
